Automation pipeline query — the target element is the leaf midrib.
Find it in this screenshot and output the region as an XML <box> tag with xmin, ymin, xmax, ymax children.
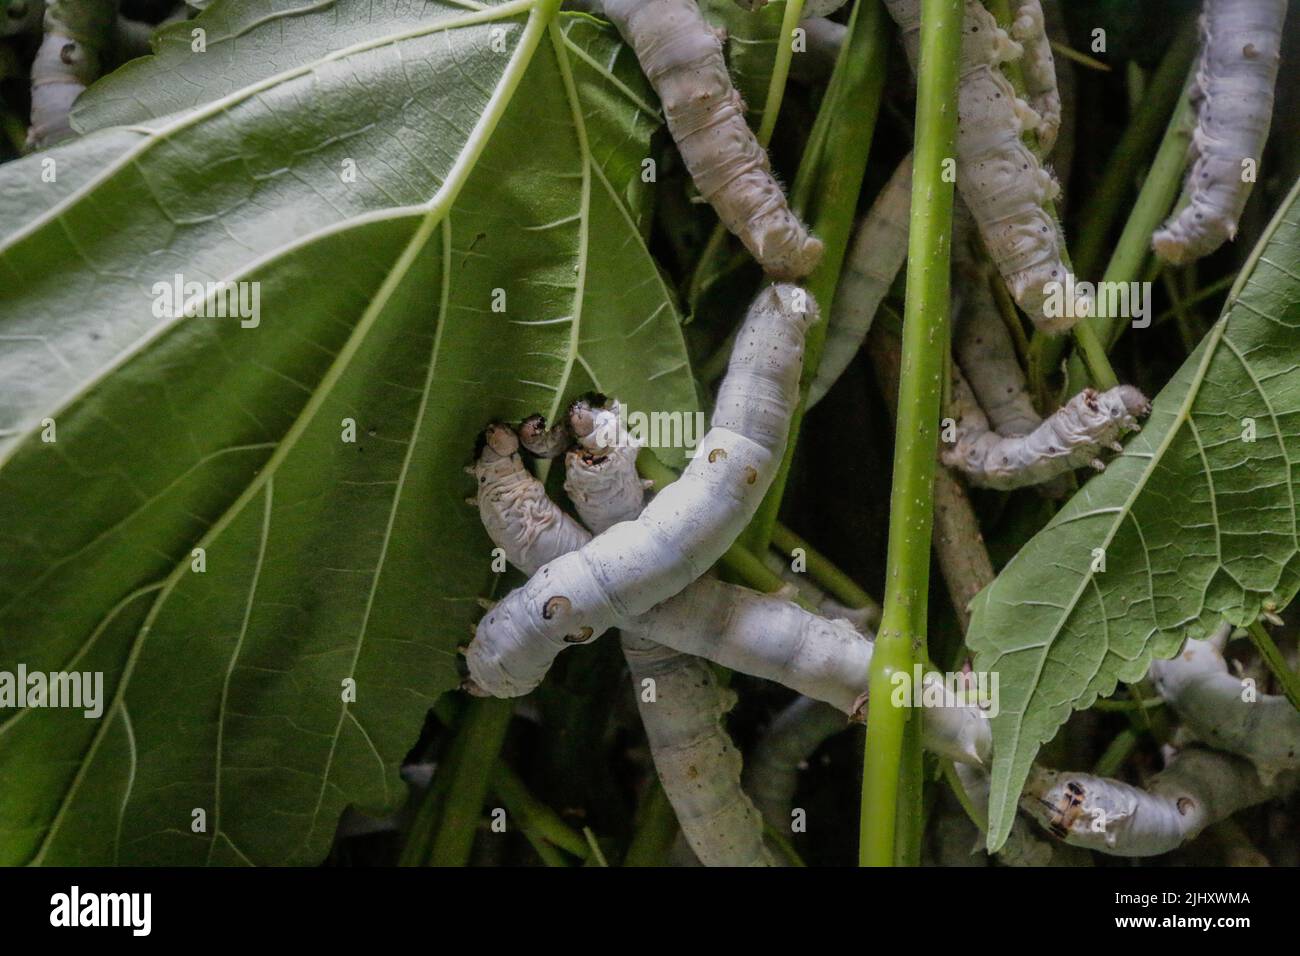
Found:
<box><xmin>26</xmin><ymin>0</ymin><xmax>558</xmax><ymax>866</ymax></box>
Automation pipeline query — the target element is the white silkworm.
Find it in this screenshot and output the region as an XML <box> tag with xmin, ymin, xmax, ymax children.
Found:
<box><xmin>476</xmin><ymin>420</ymin><xmax>770</xmax><ymax>865</ymax></box>
<box><xmin>1152</xmin><ymin>0</ymin><xmax>1288</xmax><ymax>265</ymax></box>
<box><xmin>884</xmin><ymin>0</ymin><xmax>1081</xmax><ymax>332</ymax></box>
<box><xmin>952</xmin><ymin>212</ymin><xmax>1041</xmax><ymax>439</ymax></box>
<box><xmin>621</xmin><ymin>634</ymin><xmax>773</xmax><ymax>866</ymax></box>
<box><xmin>744</xmin><ymin>696</ymin><xmax>848</xmax><ymax>831</ymax></box>
<box><xmin>517</xmin><ymin>413</ymin><xmax>571</xmax><ymax>460</ymax></box>
<box><xmin>1010</xmin><ymin>1</ymin><xmax>1061</xmax><ymax>155</ymax></box>
<box><xmin>603</xmin><ymin>0</ymin><xmax>823</xmax><ymax>279</ymax></box>
<box><xmin>1149</xmin><ymin>635</ymin><xmax>1300</xmax><ymax>784</ymax></box>
<box><xmin>29</xmin><ymin>0</ymin><xmax>119</xmax><ymax>147</ymax></box>
<box><xmin>954</xmin><ymin>763</ymin><xmax>1090</xmax><ymax>866</ymax></box>
<box><xmin>473</xmin><ymin>424</ymin><xmax>590</xmax><ymax>578</ymax></box>
<box><xmin>466</xmin><ymin>284</ymin><xmax>815</xmax><ymax>698</ymax></box>
<box><xmin>563</xmin><ymin>398</ymin><xmax>650</xmax><ymax>534</ymax></box>
<box><xmin>1022</xmin><ymin>747</ymin><xmax>1297</xmax><ymax>857</ymax></box>
<box><xmin>943</xmin><ymin>372</ymin><xmax>1150</xmax><ymax>490</ymax></box>
<box><xmin>807</xmin><ymin>153</ymin><xmax>912</xmax><ymax>409</ymax></box>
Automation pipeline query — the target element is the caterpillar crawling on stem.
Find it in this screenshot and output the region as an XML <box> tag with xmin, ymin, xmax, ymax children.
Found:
<box><xmin>1152</xmin><ymin>0</ymin><xmax>1288</xmax><ymax>265</ymax></box>
<box><xmin>602</xmin><ymin>0</ymin><xmax>823</xmax><ymax>279</ymax></box>
<box><xmin>883</xmin><ymin>0</ymin><xmax>1081</xmax><ymax>332</ymax></box>
<box><xmin>466</xmin><ymin>283</ymin><xmax>815</xmax><ymax>698</ymax></box>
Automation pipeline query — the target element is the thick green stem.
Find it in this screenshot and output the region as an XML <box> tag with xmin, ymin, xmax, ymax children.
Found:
<box><xmin>859</xmin><ymin>0</ymin><xmax>961</xmax><ymax>868</ymax></box>
<box><xmin>1072</xmin><ymin>17</ymin><xmax>1200</xmax><ymax>280</ymax></box>
<box><xmin>427</xmin><ymin>697</ymin><xmax>513</xmax><ymax>866</ymax></box>
<box><xmin>1247</xmin><ymin>621</ymin><xmax>1300</xmax><ymax>714</ymax></box>
<box><xmin>770</xmin><ymin>522</ymin><xmax>882</xmax><ymax>622</ymax></box>
<box><xmin>756</xmin><ymin>0</ymin><xmax>806</xmax><ymax>147</ymax></box>
<box><xmin>1032</xmin><ymin>55</ymin><xmax>1199</xmax><ymax>383</ymax></box>
<box><xmin>741</xmin><ymin>0</ymin><xmax>889</xmax><ymax>554</ymax></box>
<box><xmin>492</xmin><ymin>764</ymin><xmax>590</xmax><ymax>860</ymax></box>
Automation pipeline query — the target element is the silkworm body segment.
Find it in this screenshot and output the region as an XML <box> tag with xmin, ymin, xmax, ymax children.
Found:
<box><xmin>604</xmin><ymin>0</ymin><xmax>823</xmax><ymax>278</ymax></box>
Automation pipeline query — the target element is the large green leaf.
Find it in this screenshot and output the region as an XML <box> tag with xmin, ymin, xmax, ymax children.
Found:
<box><xmin>0</xmin><ymin>0</ymin><xmax>696</xmax><ymax>865</ymax></box>
<box><xmin>701</xmin><ymin>0</ymin><xmax>788</xmax><ymax>124</ymax></box>
<box><xmin>968</xmin><ymin>176</ymin><xmax>1300</xmax><ymax>852</ymax></box>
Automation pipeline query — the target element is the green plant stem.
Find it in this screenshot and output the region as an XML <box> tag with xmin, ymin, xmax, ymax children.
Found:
<box><xmin>427</xmin><ymin>697</ymin><xmax>513</xmax><ymax>866</ymax></box>
<box><xmin>859</xmin><ymin>0</ymin><xmax>962</xmax><ymax>868</ymax></box>
<box><xmin>741</xmin><ymin>0</ymin><xmax>889</xmax><ymax>555</ymax></box>
<box><xmin>1152</xmin><ymin>273</ymin><xmax>1237</xmax><ymax>327</ymax></box>
<box><xmin>1246</xmin><ymin>620</ymin><xmax>1300</xmax><ymax>714</ymax></box>
<box><xmin>770</xmin><ymin>522</ymin><xmax>882</xmax><ymax>621</ymax></box>
<box><xmin>582</xmin><ymin>827</ymin><xmax>609</xmax><ymax>866</ymax></box>
<box><xmin>623</xmin><ymin>781</ymin><xmax>678</xmax><ymax>866</ymax></box>
<box><xmin>1072</xmin><ymin>17</ymin><xmax>1200</xmax><ymax>280</ymax></box>
<box><xmin>492</xmin><ymin>764</ymin><xmax>589</xmax><ymax>859</ymax></box>
<box><xmin>756</xmin><ymin>0</ymin><xmax>806</xmax><ymax>147</ymax></box>
<box><xmin>1092</xmin><ymin>727</ymin><xmax>1141</xmax><ymax>777</ymax></box>
<box><xmin>1032</xmin><ymin>58</ymin><xmax>1199</xmax><ymax>386</ymax></box>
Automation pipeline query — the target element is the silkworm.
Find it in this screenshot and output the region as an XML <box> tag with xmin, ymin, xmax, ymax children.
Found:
<box><xmin>603</xmin><ymin>0</ymin><xmax>823</xmax><ymax>279</ymax></box>
<box><xmin>475</xmin><ymin>420</ymin><xmax>770</xmax><ymax>865</ymax></box>
<box><xmin>954</xmin><ymin>763</ymin><xmax>1091</xmax><ymax>866</ymax></box>
<box><xmin>884</xmin><ymin>0</ymin><xmax>1081</xmax><ymax>332</ymax></box>
<box><xmin>517</xmin><ymin>413</ymin><xmax>571</xmax><ymax>460</ymax></box>
<box><xmin>1022</xmin><ymin>748</ymin><xmax>1297</xmax><ymax>857</ymax></box>
<box><xmin>942</xmin><ymin>372</ymin><xmax>1150</xmax><ymax>490</ymax></box>
<box><xmin>1152</xmin><ymin>0</ymin><xmax>1288</xmax><ymax>265</ymax></box>
<box><xmin>1010</xmin><ymin>1</ymin><xmax>1061</xmax><ymax>155</ymax></box>
<box><xmin>1149</xmin><ymin>633</ymin><xmax>1300</xmax><ymax>784</ymax></box>
<box><xmin>473</xmin><ymin>424</ymin><xmax>590</xmax><ymax>578</ymax></box>
<box><xmin>621</xmin><ymin>634</ymin><xmax>773</xmax><ymax>866</ymax></box>
<box><xmin>807</xmin><ymin>153</ymin><xmax>912</xmax><ymax>409</ymax></box>
<box><xmin>952</xmin><ymin>211</ymin><xmax>1041</xmax><ymax>439</ymax></box>
<box><xmin>743</xmin><ymin>696</ymin><xmax>848</xmax><ymax>832</ymax></box>
<box><xmin>562</xmin><ymin>398</ymin><xmax>650</xmax><ymax>534</ymax></box>
<box><xmin>465</xmin><ymin>284</ymin><xmax>815</xmax><ymax>698</ymax></box>
<box><xmin>28</xmin><ymin>0</ymin><xmax>119</xmax><ymax>147</ymax></box>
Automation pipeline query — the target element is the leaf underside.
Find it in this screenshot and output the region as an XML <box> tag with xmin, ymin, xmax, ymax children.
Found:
<box><xmin>968</xmin><ymin>177</ymin><xmax>1300</xmax><ymax>852</ymax></box>
<box><xmin>0</xmin><ymin>0</ymin><xmax>696</xmax><ymax>865</ymax></box>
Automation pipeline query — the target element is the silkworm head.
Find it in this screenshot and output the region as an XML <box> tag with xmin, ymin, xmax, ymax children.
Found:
<box><xmin>481</xmin><ymin>421</ymin><xmax>519</xmax><ymax>459</ymax></box>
